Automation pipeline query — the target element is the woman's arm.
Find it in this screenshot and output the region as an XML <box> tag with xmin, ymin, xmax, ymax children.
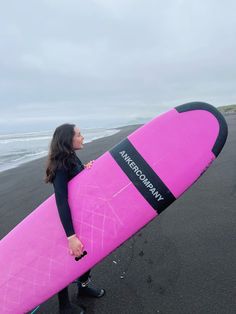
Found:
<box><xmin>53</xmin><ymin>168</ymin><xmax>75</xmax><ymax>237</ymax></box>
<box><xmin>53</xmin><ymin>168</ymin><xmax>84</xmax><ymax>257</ymax></box>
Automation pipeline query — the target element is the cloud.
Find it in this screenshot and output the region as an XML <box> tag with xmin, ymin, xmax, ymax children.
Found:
<box><xmin>0</xmin><ymin>0</ymin><xmax>235</xmax><ymax>121</ymax></box>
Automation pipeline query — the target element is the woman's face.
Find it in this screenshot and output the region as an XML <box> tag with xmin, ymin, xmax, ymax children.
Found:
<box><xmin>72</xmin><ymin>127</ymin><xmax>84</xmax><ymax>150</ymax></box>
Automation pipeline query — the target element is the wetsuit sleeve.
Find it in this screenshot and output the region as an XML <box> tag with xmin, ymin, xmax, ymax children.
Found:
<box><xmin>53</xmin><ymin>168</ymin><xmax>75</xmax><ymax>237</ymax></box>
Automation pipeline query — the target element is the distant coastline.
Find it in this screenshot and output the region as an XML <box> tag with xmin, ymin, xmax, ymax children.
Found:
<box><xmin>217</xmin><ymin>104</ymin><xmax>236</xmax><ymax>115</ymax></box>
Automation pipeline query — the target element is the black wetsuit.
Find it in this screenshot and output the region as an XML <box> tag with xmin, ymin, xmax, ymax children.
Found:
<box><xmin>53</xmin><ymin>155</ymin><xmax>84</xmax><ymax>237</ymax></box>
<box><xmin>53</xmin><ymin>154</ymin><xmax>90</xmax><ymax>285</ymax></box>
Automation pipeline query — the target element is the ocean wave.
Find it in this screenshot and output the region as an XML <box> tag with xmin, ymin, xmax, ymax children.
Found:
<box><xmin>11</xmin><ymin>151</ymin><xmax>48</xmax><ymax>163</ymax></box>
<box><xmin>0</xmin><ymin>128</ymin><xmax>119</xmax><ymax>173</ymax></box>
<box><xmin>0</xmin><ymin>136</ymin><xmax>52</xmax><ymax>144</ymax></box>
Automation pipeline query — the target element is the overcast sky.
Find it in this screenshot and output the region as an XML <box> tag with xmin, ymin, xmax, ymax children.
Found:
<box><xmin>0</xmin><ymin>0</ymin><xmax>235</xmax><ymax>132</ymax></box>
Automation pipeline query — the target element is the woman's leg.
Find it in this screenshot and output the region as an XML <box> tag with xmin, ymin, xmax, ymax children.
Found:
<box><xmin>58</xmin><ymin>286</ymin><xmax>85</xmax><ymax>313</ymax></box>
<box><xmin>77</xmin><ymin>270</ymin><xmax>105</xmax><ymax>298</ymax></box>
<box><xmin>58</xmin><ymin>287</ymin><xmax>70</xmax><ymax>308</ymax></box>
<box><xmin>78</xmin><ymin>270</ymin><xmax>91</xmax><ymax>287</ymax></box>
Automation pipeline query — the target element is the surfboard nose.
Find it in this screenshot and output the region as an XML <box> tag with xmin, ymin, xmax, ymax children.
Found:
<box><xmin>127</xmin><ymin>101</ymin><xmax>228</xmax><ymax>198</ymax></box>
<box><xmin>175</xmin><ymin>101</ymin><xmax>228</xmax><ymax>157</ymax></box>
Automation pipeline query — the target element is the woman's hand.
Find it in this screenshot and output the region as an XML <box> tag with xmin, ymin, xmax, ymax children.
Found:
<box><xmin>67</xmin><ymin>234</ymin><xmax>84</xmax><ymax>257</ymax></box>
<box><xmin>84</xmin><ymin>160</ymin><xmax>95</xmax><ymax>169</ymax></box>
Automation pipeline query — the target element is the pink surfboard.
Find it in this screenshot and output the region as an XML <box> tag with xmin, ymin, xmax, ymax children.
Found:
<box><xmin>0</xmin><ymin>102</ymin><xmax>228</xmax><ymax>313</ymax></box>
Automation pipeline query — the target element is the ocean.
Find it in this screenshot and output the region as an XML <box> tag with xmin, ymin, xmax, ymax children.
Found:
<box><xmin>0</xmin><ymin>106</ymin><xmax>159</xmax><ymax>173</ymax></box>
<box><xmin>0</xmin><ymin>127</ymin><xmax>120</xmax><ymax>173</ymax></box>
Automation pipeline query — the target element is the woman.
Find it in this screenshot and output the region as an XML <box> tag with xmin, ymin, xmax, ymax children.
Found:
<box><xmin>45</xmin><ymin>124</ymin><xmax>105</xmax><ymax>314</ymax></box>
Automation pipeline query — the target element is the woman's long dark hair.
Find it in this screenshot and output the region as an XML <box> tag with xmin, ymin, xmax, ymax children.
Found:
<box><xmin>45</xmin><ymin>123</ymin><xmax>78</xmax><ymax>183</ymax></box>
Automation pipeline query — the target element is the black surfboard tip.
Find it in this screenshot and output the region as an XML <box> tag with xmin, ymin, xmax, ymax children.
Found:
<box><xmin>175</xmin><ymin>101</ymin><xmax>228</xmax><ymax>157</ymax></box>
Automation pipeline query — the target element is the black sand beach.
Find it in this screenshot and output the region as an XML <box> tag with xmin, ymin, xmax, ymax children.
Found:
<box><xmin>0</xmin><ymin>116</ymin><xmax>236</xmax><ymax>314</ymax></box>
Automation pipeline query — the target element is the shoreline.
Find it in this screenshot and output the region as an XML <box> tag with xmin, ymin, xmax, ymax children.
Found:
<box><xmin>0</xmin><ymin>123</ymin><xmax>142</xmax><ymax>175</ymax></box>
<box><xmin>0</xmin><ymin>109</ymin><xmax>233</xmax><ymax>175</ymax></box>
